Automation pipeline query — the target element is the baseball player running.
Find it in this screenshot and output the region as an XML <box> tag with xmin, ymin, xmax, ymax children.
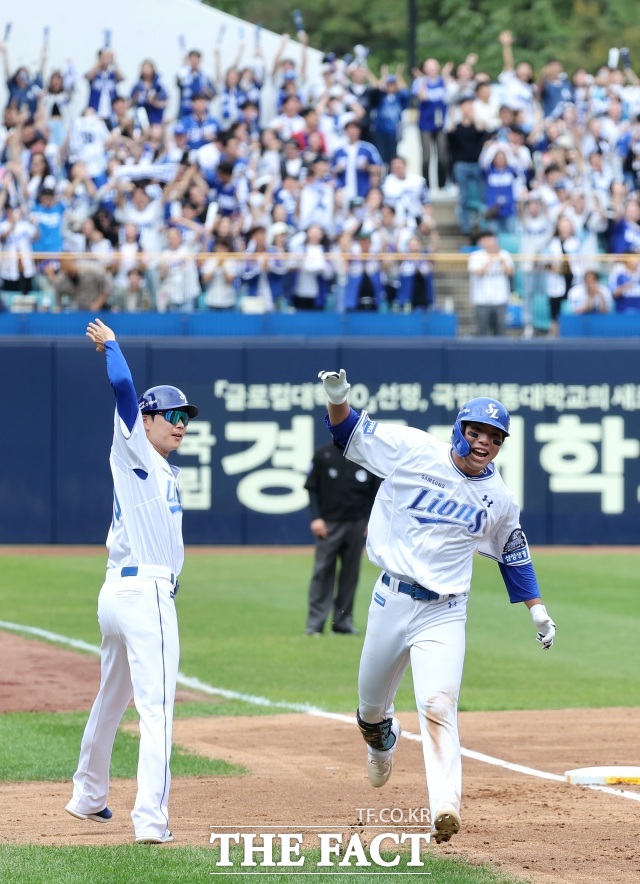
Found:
<box><xmin>65</xmin><ymin>318</ymin><xmax>198</xmax><ymax>844</ymax></box>
<box><xmin>318</xmin><ymin>369</ymin><xmax>556</xmax><ymax>845</ymax></box>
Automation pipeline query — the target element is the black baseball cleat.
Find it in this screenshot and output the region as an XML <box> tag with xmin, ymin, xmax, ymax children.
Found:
<box><xmin>65</xmin><ymin>803</ymin><xmax>113</xmax><ymax>823</ymax></box>
<box><xmin>332</xmin><ymin>626</ymin><xmax>361</xmax><ymax>635</ymax></box>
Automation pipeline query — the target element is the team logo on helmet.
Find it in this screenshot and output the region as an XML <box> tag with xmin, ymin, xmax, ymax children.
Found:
<box><xmin>485</xmin><ymin>403</ymin><xmax>499</xmax><ymax>419</ymax></box>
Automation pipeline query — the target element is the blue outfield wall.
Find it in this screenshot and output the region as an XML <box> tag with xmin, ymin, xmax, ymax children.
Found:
<box><xmin>2</xmin><ymin>335</ymin><xmax>639</xmax><ymax>546</ymax></box>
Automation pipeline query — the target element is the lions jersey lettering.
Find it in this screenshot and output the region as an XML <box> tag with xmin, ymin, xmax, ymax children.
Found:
<box><xmin>408</xmin><ymin>488</ymin><xmax>487</xmax><ymax>534</ymax></box>
<box><xmin>166</xmin><ymin>481</ymin><xmax>182</xmax><ymax>514</ymax></box>
<box><xmin>342</xmin><ymin>410</ymin><xmax>524</xmax><ymax>597</ymax></box>
<box><xmin>113</xmin><ymin>490</ymin><xmax>122</xmax><ymax>524</ymax></box>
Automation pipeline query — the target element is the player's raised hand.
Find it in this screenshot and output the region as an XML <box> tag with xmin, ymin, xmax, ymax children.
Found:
<box><xmin>318</xmin><ymin>369</ymin><xmax>351</xmax><ymax>405</ymax></box>
<box><xmin>530</xmin><ymin>603</ymin><xmax>556</xmax><ymax>650</ymax></box>
<box><xmin>86</xmin><ymin>318</ymin><xmax>116</xmax><ymax>353</ymax></box>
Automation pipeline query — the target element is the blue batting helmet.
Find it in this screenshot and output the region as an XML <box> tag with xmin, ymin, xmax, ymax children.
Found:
<box><xmin>138</xmin><ymin>385</ymin><xmax>199</xmax><ymax>418</ymax></box>
<box><xmin>451</xmin><ymin>397</ymin><xmax>510</xmax><ymax>457</ymax></box>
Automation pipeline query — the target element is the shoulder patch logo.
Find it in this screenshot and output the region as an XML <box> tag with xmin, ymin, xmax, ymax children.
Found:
<box><xmin>363</xmin><ymin>418</ymin><xmax>378</xmax><ymax>435</ymax></box>
<box><xmin>503</xmin><ymin>527</ymin><xmax>526</xmax><ymax>553</ymax></box>
<box><xmin>502</xmin><ymin>527</ymin><xmax>530</xmax><ymax>564</ymax></box>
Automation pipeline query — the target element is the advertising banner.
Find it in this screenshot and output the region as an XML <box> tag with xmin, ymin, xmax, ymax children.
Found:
<box><xmin>2</xmin><ymin>340</ymin><xmax>639</xmax><ymax>545</ymax></box>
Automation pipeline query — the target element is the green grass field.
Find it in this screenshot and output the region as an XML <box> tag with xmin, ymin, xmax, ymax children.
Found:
<box><xmin>1</xmin><ymin>546</ymin><xmax>638</xmax><ymax>882</ymax></box>
<box><xmin>0</xmin><ymin>845</ymin><xmax>523</xmax><ymax>884</ymax></box>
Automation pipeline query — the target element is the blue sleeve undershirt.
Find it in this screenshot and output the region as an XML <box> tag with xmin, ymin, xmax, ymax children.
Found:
<box><xmin>104</xmin><ymin>341</ymin><xmax>139</xmax><ymax>433</ymax></box>
<box><xmin>324</xmin><ymin>408</ymin><xmax>360</xmax><ymax>450</ymax></box>
<box><xmin>498</xmin><ymin>561</ymin><xmax>540</xmax><ymax>604</ymax></box>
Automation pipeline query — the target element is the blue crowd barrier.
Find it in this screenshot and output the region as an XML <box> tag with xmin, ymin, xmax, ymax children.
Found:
<box><xmin>0</xmin><ymin>311</ymin><xmax>458</xmax><ymax>338</ymax></box>
<box><xmin>560</xmin><ymin>314</ymin><xmax>640</xmax><ymax>337</ymax></box>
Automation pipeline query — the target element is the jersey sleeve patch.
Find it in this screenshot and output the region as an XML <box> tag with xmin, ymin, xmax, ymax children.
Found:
<box><xmin>502</xmin><ymin>528</ymin><xmax>530</xmax><ymax>565</ymax></box>
<box><xmin>362</xmin><ymin>417</ymin><xmax>378</xmax><ymax>435</ymax></box>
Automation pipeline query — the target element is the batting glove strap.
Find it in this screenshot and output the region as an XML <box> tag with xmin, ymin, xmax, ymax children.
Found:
<box><xmin>318</xmin><ymin>369</ymin><xmax>350</xmax><ymax>405</ymax></box>
<box><xmin>529</xmin><ymin>603</ymin><xmax>556</xmax><ymax>650</ymax></box>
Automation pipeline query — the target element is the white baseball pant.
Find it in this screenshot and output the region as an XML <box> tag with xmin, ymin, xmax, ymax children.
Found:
<box><xmin>358</xmin><ymin>573</ymin><xmax>468</xmax><ymax>820</ymax></box>
<box><xmin>68</xmin><ymin>573</ymin><xmax>179</xmax><ymax>840</ymax></box>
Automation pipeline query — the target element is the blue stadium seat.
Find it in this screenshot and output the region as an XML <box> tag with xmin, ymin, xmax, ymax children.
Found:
<box><xmin>506</xmin><ymin>301</ymin><xmax>523</xmax><ymax>329</ymax></box>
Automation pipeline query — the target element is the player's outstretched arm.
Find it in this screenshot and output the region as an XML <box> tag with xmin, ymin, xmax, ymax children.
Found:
<box><xmin>87</xmin><ymin>318</ymin><xmax>138</xmax><ymax>431</ymax></box>
<box><xmin>524</xmin><ymin>597</ymin><xmax>556</xmax><ymax>650</ymax></box>
<box><xmin>318</xmin><ymin>369</ymin><xmax>351</xmax><ymax>426</ymax></box>
<box><xmin>86</xmin><ymin>318</ymin><xmax>116</xmax><ymax>353</ymax></box>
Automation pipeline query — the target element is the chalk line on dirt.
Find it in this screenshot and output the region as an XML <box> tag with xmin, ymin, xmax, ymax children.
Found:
<box><xmin>2</xmin><ymin>619</ymin><xmax>639</xmax><ymax>805</ymax></box>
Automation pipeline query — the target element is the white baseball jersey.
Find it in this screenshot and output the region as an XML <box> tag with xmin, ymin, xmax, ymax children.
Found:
<box><xmin>344</xmin><ymin>411</ymin><xmax>528</xmax><ymax>596</ymax></box>
<box><xmin>115</xmin><ymin>199</ymin><xmax>164</xmax><ymax>257</ymax></box>
<box><xmin>68</xmin><ymin>115</ymin><xmax>110</xmax><ymax>178</ymax></box>
<box><xmin>107</xmin><ymin>409</ymin><xmax>184</xmax><ymax>577</ymax></box>
<box><xmin>381</xmin><ymin>172</ymin><xmax>430</xmax><ymax>226</ymax></box>
<box><xmin>468</xmin><ymin>249</ymin><xmax>514</xmax><ymax>306</ymax></box>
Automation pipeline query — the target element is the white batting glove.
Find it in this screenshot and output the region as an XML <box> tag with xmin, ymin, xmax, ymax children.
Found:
<box><xmin>318</xmin><ymin>369</ymin><xmax>351</xmax><ymax>405</ymax></box>
<box><xmin>530</xmin><ymin>604</ymin><xmax>556</xmax><ymax>650</ymax></box>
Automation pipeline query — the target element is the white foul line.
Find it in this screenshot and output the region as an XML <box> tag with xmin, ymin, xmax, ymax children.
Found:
<box><xmin>2</xmin><ymin>619</ymin><xmax>639</xmax><ymax>804</ymax></box>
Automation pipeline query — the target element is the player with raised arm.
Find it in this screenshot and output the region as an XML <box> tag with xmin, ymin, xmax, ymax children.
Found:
<box><xmin>317</xmin><ymin>369</ymin><xmax>556</xmax><ymax>845</ymax></box>
<box><xmin>65</xmin><ymin>318</ymin><xmax>198</xmax><ymax>844</ymax></box>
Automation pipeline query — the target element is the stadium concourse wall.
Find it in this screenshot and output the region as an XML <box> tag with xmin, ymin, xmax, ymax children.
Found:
<box><xmin>2</xmin><ymin>321</ymin><xmax>640</xmax><ymax>546</ymax></box>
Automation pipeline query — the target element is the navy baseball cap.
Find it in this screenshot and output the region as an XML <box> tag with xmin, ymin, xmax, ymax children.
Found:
<box><xmin>174</xmin><ymin>122</ymin><xmax>187</xmax><ymax>136</ymax></box>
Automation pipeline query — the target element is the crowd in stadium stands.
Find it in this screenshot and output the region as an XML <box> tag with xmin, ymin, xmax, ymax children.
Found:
<box><xmin>1</xmin><ymin>26</ymin><xmax>640</xmax><ymax>333</ymax></box>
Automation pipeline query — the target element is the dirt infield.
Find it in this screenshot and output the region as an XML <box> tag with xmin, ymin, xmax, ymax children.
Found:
<box><xmin>1</xmin><ymin>631</ymin><xmax>639</xmax><ymax>883</ymax></box>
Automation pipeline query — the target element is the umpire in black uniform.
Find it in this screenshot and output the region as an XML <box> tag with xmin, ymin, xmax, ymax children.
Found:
<box><xmin>304</xmin><ymin>442</ymin><xmax>381</xmax><ymax>635</ymax></box>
